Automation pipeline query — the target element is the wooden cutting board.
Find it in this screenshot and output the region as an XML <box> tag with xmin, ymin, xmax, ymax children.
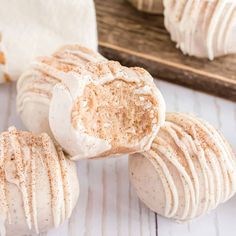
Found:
<box><xmin>95</xmin><ymin>0</ymin><xmax>236</xmax><ymax>101</ymax></box>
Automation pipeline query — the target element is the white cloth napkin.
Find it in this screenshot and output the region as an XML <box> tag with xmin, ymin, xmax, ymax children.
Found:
<box><xmin>0</xmin><ymin>0</ymin><xmax>98</xmax><ymax>83</ymax></box>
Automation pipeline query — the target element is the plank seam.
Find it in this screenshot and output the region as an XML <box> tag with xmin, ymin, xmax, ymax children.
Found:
<box><xmin>155</xmin><ymin>213</ymin><xmax>158</xmax><ymax>236</ymax></box>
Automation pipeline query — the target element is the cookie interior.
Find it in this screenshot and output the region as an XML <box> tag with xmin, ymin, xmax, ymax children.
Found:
<box><xmin>71</xmin><ymin>79</ymin><xmax>159</xmax><ymax>148</ymax></box>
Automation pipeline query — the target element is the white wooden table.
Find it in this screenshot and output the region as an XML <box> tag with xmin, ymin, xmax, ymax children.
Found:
<box><xmin>1</xmin><ymin>80</ymin><xmax>236</xmax><ymax>236</ymax></box>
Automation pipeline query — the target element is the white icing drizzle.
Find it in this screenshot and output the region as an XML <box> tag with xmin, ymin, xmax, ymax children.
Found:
<box><xmin>223</xmin><ymin>4</ymin><xmax>236</xmax><ymax>53</ymax></box>
<box><xmin>17</xmin><ymin>45</ymin><xmax>106</xmax><ymax>113</ymax></box>
<box><xmin>206</xmin><ymin>1</ymin><xmax>225</xmax><ymax>59</ymax></box>
<box><xmin>217</xmin><ymin>3</ymin><xmax>234</xmax><ymax>52</ymax></box>
<box><xmin>0</xmin><ymin>127</ymin><xmax>77</xmax><ymax>235</ymax></box>
<box><xmin>138</xmin><ymin>113</ymin><xmax>236</xmax><ymax>220</ymax></box>
<box><xmin>164</xmin><ymin>0</ymin><xmax>236</xmax><ymax>59</ymax></box>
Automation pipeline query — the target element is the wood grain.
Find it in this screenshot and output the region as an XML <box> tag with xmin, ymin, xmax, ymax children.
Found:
<box><xmin>95</xmin><ymin>0</ymin><xmax>236</xmax><ymax>101</ymax></box>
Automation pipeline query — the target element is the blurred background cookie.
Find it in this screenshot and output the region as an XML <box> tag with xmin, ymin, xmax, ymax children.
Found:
<box><xmin>164</xmin><ymin>0</ymin><xmax>236</xmax><ymax>59</ymax></box>
<box><xmin>95</xmin><ymin>0</ymin><xmax>236</xmax><ymax>101</ymax></box>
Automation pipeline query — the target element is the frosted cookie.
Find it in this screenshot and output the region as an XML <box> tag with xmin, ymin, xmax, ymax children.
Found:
<box><xmin>17</xmin><ymin>44</ymin><xmax>106</xmax><ymax>136</ymax></box>
<box><xmin>0</xmin><ymin>127</ymin><xmax>79</xmax><ymax>236</ymax></box>
<box><xmin>128</xmin><ymin>0</ymin><xmax>163</xmax><ymax>14</ymax></box>
<box><xmin>129</xmin><ymin>112</ymin><xmax>236</xmax><ymax>221</ymax></box>
<box><xmin>164</xmin><ymin>0</ymin><xmax>236</xmax><ymax>59</ymax></box>
<box><xmin>49</xmin><ymin>61</ymin><xmax>166</xmax><ymax>160</ymax></box>
<box><xmin>0</xmin><ymin>0</ymin><xmax>97</xmax><ymax>83</ymax></box>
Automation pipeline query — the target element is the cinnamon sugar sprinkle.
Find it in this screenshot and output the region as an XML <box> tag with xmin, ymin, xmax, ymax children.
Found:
<box><xmin>141</xmin><ymin>113</ymin><xmax>236</xmax><ymax>220</ymax></box>
<box><xmin>0</xmin><ymin>33</ymin><xmax>6</xmax><ymax>65</ymax></box>
<box><xmin>3</xmin><ymin>73</ymin><xmax>11</xmax><ymax>82</ymax></box>
<box><xmin>0</xmin><ymin>127</ymin><xmax>75</xmax><ymax>235</ymax></box>
<box><xmin>0</xmin><ymin>52</ymin><xmax>5</xmax><ymax>65</ymax></box>
<box><xmin>17</xmin><ymin>45</ymin><xmax>105</xmax><ymax>106</ymax></box>
<box><xmin>70</xmin><ymin>61</ymin><xmax>160</xmax><ymax>149</ymax></box>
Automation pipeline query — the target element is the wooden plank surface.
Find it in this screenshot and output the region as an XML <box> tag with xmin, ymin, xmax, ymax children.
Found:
<box><xmin>1</xmin><ymin>81</ymin><xmax>236</xmax><ymax>236</ymax></box>
<box><xmin>95</xmin><ymin>0</ymin><xmax>236</xmax><ymax>101</ymax></box>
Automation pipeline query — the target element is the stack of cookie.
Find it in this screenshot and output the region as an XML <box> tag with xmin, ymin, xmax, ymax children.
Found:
<box><xmin>0</xmin><ymin>44</ymin><xmax>236</xmax><ymax>235</ymax></box>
